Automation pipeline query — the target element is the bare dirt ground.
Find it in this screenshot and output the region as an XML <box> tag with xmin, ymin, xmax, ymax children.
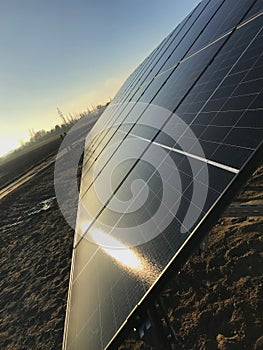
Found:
<box><xmin>0</xmin><ymin>136</ymin><xmax>62</xmax><ymax>190</ymax></box>
<box><xmin>0</xmin><ymin>152</ymin><xmax>262</xmax><ymax>349</ymax></box>
<box><xmin>0</xmin><ymin>155</ymin><xmax>77</xmax><ymax>349</ymax></box>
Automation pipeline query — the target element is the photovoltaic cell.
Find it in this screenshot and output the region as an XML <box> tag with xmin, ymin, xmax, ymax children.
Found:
<box><xmin>136</xmin><ymin>0</ymin><xmax>211</xmax><ymax>83</ymax></box>
<box><xmin>62</xmin><ymin>1</ymin><xmax>263</xmax><ymax>349</ymax></box>
<box><xmin>244</xmin><ymin>0</ymin><xmax>263</xmax><ymax>21</ymax></box>
<box><xmin>186</xmin><ymin>0</ymin><xmax>257</xmax><ymax>56</ymax></box>
<box><xmin>157</xmin><ymin>0</ymin><xmax>223</xmax><ymax>74</ymax></box>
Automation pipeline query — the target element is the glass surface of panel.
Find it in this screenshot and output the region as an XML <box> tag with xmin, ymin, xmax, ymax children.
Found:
<box><xmin>151</xmin><ymin>37</ymin><xmax>226</xmax><ymax>112</ymax></box>
<box><xmin>176</xmin><ymin>14</ymin><xmax>263</xmax><ymax>168</ymax></box>
<box><xmin>243</xmin><ymin>0</ymin><xmax>263</xmax><ymax>21</ymax></box>
<box><xmin>159</xmin><ymin>0</ymin><xmax>223</xmax><ymax>73</ymax></box>
<box><xmin>142</xmin><ymin>0</ymin><xmax>212</xmax><ymax>82</ymax></box>
<box><xmin>63</xmin><ymin>2</ymin><xmax>263</xmax><ymax>350</ymax></box>
<box><xmin>187</xmin><ymin>0</ymin><xmax>256</xmax><ymax>56</ymax></box>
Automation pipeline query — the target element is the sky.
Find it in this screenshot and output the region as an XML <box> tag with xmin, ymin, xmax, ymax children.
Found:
<box><xmin>0</xmin><ymin>0</ymin><xmax>200</xmax><ymax>156</ymax></box>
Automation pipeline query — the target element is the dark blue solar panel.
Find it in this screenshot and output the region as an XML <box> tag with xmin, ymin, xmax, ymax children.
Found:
<box><xmin>243</xmin><ymin>0</ymin><xmax>263</xmax><ymax>21</ymax></box>
<box><xmin>187</xmin><ymin>0</ymin><xmax>257</xmax><ymax>56</ymax></box>
<box><xmin>62</xmin><ymin>1</ymin><xmax>263</xmax><ymax>349</ymax></box>
<box><xmin>158</xmin><ymin>0</ymin><xmax>223</xmax><ymax>74</ymax></box>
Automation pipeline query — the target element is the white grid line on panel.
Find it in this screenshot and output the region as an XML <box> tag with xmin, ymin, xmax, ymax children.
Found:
<box><xmin>129</xmin><ymin>132</ymin><xmax>239</xmax><ymax>174</ymax></box>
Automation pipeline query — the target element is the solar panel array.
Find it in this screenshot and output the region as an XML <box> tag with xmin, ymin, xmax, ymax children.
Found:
<box><xmin>63</xmin><ymin>0</ymin><xmax>263</xmax><ymax>349</ymax></box>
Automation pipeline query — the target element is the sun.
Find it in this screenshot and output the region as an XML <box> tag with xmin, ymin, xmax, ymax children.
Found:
<box><xmin>0</xmin><ymin>134</ymin><xmax>24</xmax><ymax>157</ymax></box>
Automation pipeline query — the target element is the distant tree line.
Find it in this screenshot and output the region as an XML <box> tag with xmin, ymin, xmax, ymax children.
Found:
<box><xmin>27</xmin><ymin>102</ymin><xmax>109</xmax><ymax>145</ymax></box>
<box><xmin>1</xmin><ymin>102</ymin><xmax>110</xmax><ymax>161</ymax></box>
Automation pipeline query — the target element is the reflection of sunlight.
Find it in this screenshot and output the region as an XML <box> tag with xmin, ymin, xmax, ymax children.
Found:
<box><xmin>79</xmin><ymin>219</ymin><xmax>91</xmax><ymax>239</ymax></box>
<box><xmin>90</xmin><ymin>229</ymin><xmax>143</xmax><ymax>271</ymax></box>
<box><xmin>89</xmin><ymin>227</ymin><xmax>160</xmax><ymax>285</ymax></box>
<box><xmin>77</xmin><ymin>218</ymin><xmax>160</xmax><ymax>284</ymax></box>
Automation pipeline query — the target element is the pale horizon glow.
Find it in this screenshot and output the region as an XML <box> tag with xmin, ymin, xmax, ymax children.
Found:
<box><xmin>0</xmin><ymin>0</ymin><xmax>200</xmax><ymax>157</ymax></box>
<box><xmin>0</xmin><ymin>132</ymin><xmax>30</xmax><ymax>158</ymax></box>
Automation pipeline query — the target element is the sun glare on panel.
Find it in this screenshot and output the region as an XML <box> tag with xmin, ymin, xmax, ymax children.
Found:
<box><xmin>89</xmin><ymin>228</ymin><xmax>160</xmax><ymax>285</ymax></box>
<box><xmin>90</xmin><ymin>229</ymin><xmax>143</xmax><ymax>271</ymax></box>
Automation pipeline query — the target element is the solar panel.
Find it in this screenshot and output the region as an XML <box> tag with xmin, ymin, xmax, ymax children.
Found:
<box><xmin>62</xmin><ymin>0</ymin><xmax>263</xmax><ymax>349</ymax></box>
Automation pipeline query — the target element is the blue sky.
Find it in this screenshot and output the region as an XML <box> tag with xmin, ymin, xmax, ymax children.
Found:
<box><xmin>0</xmin><ymin>0</ymin><xmax>199</xmax><ymax>156</ymax></box>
